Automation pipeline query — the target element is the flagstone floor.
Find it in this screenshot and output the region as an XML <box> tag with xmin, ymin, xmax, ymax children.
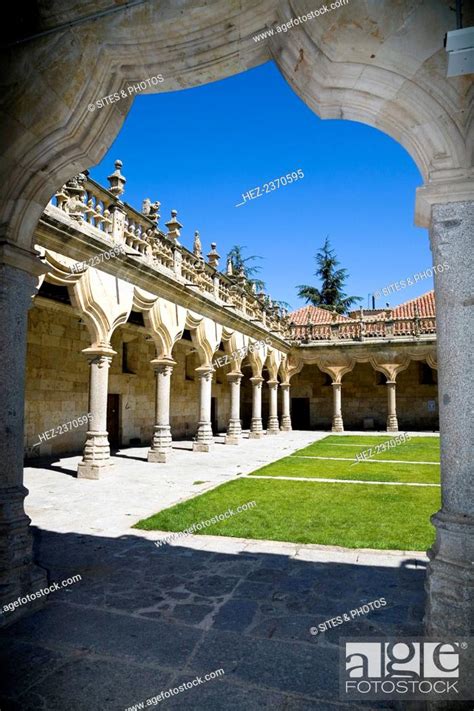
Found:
<box><xmin>0</xmin><ymin>432</ymin><xmax>428</xmax><ymax>710</ymax></box>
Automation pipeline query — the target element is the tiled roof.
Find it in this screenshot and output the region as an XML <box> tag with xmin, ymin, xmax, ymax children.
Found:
<box><xmin>391</xmin><ymin>291</ymin><xmax>435</xmax><ymax>318</ymax></box>
<box><xmin>291</xmin><ymin>291</ymin><xmax>436</xmax><ymax>323</ymax></box>
<box><xmin>289</xmin><ymin>305</ymin><xmax>349</xmax><ymax>325</ymax></box>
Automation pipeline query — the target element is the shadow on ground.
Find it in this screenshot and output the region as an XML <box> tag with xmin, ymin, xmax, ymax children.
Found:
<box><xmin>0</xmin><ymin>528</ymin><xmax>429</xmax><ymax>710</ymax></box>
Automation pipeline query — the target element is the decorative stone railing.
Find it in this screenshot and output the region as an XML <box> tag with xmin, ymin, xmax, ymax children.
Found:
<box><xmin>289</xmin><ymin>314</ymin><xmax>436</xmax><ymax>343</ymax></box>
<box><xmin>49</xmin><ymin>162</ymin><xmax>290</xmax><ymax>336</ymax></box>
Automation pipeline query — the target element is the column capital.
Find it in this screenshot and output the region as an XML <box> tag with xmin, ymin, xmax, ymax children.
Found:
<box><xmin>0</xmin><ymin>241</ymin><xmax>48</xmax><ymax>277</ymax></box>
<box><xmin>386</xmin><ymin>380</ymin><xmax>396</xmax><ymax>385</ymax></box>
<box><xmin>150</xmin><ymin>357</ymin><xmax>176</xmax><ymax>373</ymax></box>
<box><xmin>415</xmin><ymin>173</ymin><xmax>474</xmax><ymax>227</ymax></box>
<box><xmin>226</xmin><ymin>372</ymin><xmax>243</xmax><ymax>383</ymax></box>
<box><xmin>195</xmin><ymin>365</ymin><xmax>214</xmax><ymax>379</ymax></box>
<box><xmin>81</xmin><ymin>346</ymin><xmax>116</xmax><ymax>364</ymax></box>
<box><xmin>250</xmin><ymin>376</ymin><xmax>264</xmax><ymax>385</ymax></box>
<box><xmin>280</xmin><ymin>382</ymin><xmax>290</xmax><ymax>390</ymax></box>
<box><xmin>267</xmin><ymin>379</ymin><xmax>279</xmax><ymax>387</ymax></box>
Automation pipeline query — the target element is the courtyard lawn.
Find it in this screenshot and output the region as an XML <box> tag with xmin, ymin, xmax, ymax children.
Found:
<box><xmin>248</xmin><ymin>456</ymin><xmax>440</xmax><ymax>484</ymax></box>
<box><xmin>135</xmin><ymin>477</ymin><xmax>439</xmax><ymax>551</ymax></box>
<box><xmin>136</xmin><ymin>434</ymin><xmax>441</xmax><ymax>550</ymax></box>
<box><xmin>295</xmin><ymin>435</ymin><xmax>440</xmax><ymax>462</ymax></box>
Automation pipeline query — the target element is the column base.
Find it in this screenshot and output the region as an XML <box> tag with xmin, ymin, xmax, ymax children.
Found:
<box><xmin>77</xmin><ymin>460</ymin><xmax>113</xmax><ymax>479</ymax></box>
<box><xmin>425</xmin><ymin>510</ymin><xmax>474</xmax><ymax>636</ymax></box>
<box><xmin>281</xmin><ymin>416</ymin><xmax>292</xmax><ymax>432</ymax></box>
<box><xmin>148</xmin><ymin>426</ymin><xmax>172</xmax><ymax>462</ymax></box>
<box><xmin>386</xmin><ymin>415</ymin><xmax>398</xmax><ymax>432</ymax></box>
<box><xmin>193</xmin><ymin>421</ymin><xmax>214</xmax><ymax>452</ymax></box>
<box><xmin>147</xmin><ymin>449</ymin><xmax>171</xmax><ymax>463</ymax></box>
<box><xmin>226</xmin><ymin>419</ymin><xmax>242</xmax><ymax>444</ymax></box>
<box><xmin>267</xmin><ymin>416</ymin><xmax>280</xmax><ymax>435</ymax></box>
<box><xmin>250</xmin><ymin>418</ymin><xmax>263</xmax><ymax>438</ymax></box>
<box><xmin>0</xmin><ymin>485</ymin><xmax>49</xmax><ymax>628</ymax></box>
<box><xmin>332</xmin><ymin>416</ymin><xmax>344</xmax><ymax>432</ymax></box>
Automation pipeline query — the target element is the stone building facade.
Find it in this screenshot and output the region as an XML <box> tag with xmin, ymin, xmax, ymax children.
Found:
<box><xmin>24</xmin><ymin>164</ymin><xmax>438</xmax><ymax>470</ymax></box>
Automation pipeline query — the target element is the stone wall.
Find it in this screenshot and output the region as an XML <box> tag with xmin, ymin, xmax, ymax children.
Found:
<box><xmin>290</xmin><ymin>361</ymin><xmax>439</xmax><ymax>431</ymax></box>
<box><xmin>25</xmin><ymin>299</ymin><xmax>90</xmax><ymax>458</ymax></box>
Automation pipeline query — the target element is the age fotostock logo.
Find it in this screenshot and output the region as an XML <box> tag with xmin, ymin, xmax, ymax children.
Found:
<box><xmin>340</xmin><ymin>638</ymin><xmax>473</xmax><ymax>701</ymax></box>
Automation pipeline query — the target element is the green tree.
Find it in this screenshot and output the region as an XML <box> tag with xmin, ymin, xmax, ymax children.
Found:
<box><xmin>226</xmin><ymin>244</ymin><xmax>265</xmax><ymax>292</ymax></box>
<box><xmin>297</xmin><ymin>237</ymin><xmax>361</xmax><ymax>314</ymax></box>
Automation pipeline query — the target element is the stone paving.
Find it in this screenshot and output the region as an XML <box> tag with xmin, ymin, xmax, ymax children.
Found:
<box><xmin>0</xmin><ymin>432</ymin><xmax>434</xmax><ymax>710</ymax></box>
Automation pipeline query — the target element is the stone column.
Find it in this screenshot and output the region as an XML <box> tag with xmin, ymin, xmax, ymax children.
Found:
<box><xmin>77</xmin><ymin>347</ymin><xmax>116</xmax><ymax>479</ymax></box>
<box><xmin>0</xmin><ymin>243</ymin><xmax>48</xmax><ymax>620</ymax></box>
<box><xmin>386</xmin><ymin>380</ymin><xmax>398</xmax><ymax>432</ymax></box>
<box><xmin>193</xmin><ymin>366</ymin><xmax>214</xmax><ymax>452</ymax></box>
<box><xmin>148</xmin><ymin>359</ymin><xmax>175</xmax><ymax>463</ymax></box>
<box><xmin>225</xmin><ymin>373</ymin><xmax>243</xmax><ymax>444</ymax></box>
<box><xmin>331</xmin><ymin>382</ymin><xmax>344</xmax><ymax>432</ymax></box>
<box><xmin>266</xmin><ymin>380</ymin><xmax>280</xmax><ymax>435</ymax></box>
<box><xmin>280</xmin><ymin>383</ymin><xmax>292</xmax><ymax>431</ymax></box>
<box><xmin>425</xmin><ymin>200</ymin><xmax>474</xmax><ymax>636</ymax></box>
<box><xmin>249</xmin><ymin>376</ymin><xmax>264</xmax><ymax>438</ymax></box>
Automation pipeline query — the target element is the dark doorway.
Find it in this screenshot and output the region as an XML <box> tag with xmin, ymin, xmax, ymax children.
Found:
<box><xmin>291</xmin><ymin>397</ymin><xmax>311</xmax><ymax>430</ymax></box>
<box><xmin>211</xmin><ymin>397</ymin><xmax>218</xmax><ymax>433</ymax></box>
<box><xmin>107</xmin><ymin>394</ymin><xmax>120</xmax><ymax>448</ymax></box>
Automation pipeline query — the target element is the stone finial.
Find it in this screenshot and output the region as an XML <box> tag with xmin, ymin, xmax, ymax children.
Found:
<box><xmin>63</xmin><ymin>172</ymin><xmax>87</xmax><ymax>221</ymax></box>
<box><xmin>251</xmin><ymin>281</ymin><xmax>257</xmax><ymax>294</ymax></box>
<box><xmin>207</xmin><ymin>242</ymin><xmax>220</xmax><ymax>269</ymax></box>
<box><xmin>236</xmin><ymin>265</ymin><xmax>246</xmax><ymax>286</ymax></box>
<box><xmin>193</xmin><ymin>230</ymin><xmax>202</xmax><ymax>258</ymax></box>
<box><xmin>165</xmin><ymin>209</ymin><xmax>183</xmax><ymax>244</ymax></box>
<box><xmin>142</xmin><ymin>198</ymin><xmax>161</xmax><ymax>223</ymax></box>
<box><xmin>107</xmin><ymin>159</ymin><xmax>126</xmax><ymax>197</ymax></box>
<box><xmin>226</xmin><ymin>257</ymin><xmax>233</xmax><ymax>276</ymax></box>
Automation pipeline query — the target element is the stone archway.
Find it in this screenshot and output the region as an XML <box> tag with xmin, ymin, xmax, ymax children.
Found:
<box><xmin>0</xmin><ymin>0</ymin><xmax>472</xmax><ymax>635</ymax></box>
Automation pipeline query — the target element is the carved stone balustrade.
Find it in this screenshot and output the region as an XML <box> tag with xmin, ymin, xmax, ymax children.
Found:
<box><xmin>289</xmin><ymin>315</ymin><xmax>437</xmax><ymax>343</ymax></box>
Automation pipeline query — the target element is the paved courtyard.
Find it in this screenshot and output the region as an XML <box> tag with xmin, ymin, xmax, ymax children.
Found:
<box><xmin>1</xmin><ymin>432</ymin><xmax>428</xmax><ymax>710</ymax></box>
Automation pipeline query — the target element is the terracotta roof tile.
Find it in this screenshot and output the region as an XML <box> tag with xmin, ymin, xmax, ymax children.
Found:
<box><xmin>289</xmin><ymin>305</ymin><xmax>349</xmax><ymax>325</ymax></box>
<box><xmin>391</xmin><ymin>290</ymin><xmax>435</xmax><ymax>318</ymax></box>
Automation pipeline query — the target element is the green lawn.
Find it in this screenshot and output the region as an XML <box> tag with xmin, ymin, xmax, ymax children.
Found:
<box><xmin>295</xmin><ymin>435</ymin><xmax>440</xmax><ymax>462</ymax></box>
<box><xmin>135</xmin><ymin>434</ymin><xmax>441</xmax><ymax>551</ymax></box>
<box><xmin>249</xmin><ymin>456</ymin><xmax>439</xmax><ymax>483</ymax></box>
<box><xmin>135</xmin><ymin>477</ymin><xmax>439</xmax><ymax>551</ymax></box>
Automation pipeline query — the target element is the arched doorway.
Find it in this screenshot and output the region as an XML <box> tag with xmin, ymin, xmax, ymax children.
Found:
<box><xmin>0</xmin><ymin>1</ymin><xmax>472</xmax><ymax>636</ymax></box>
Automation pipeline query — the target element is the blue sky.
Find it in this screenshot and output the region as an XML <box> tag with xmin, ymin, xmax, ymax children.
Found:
<box><xmin>90</xmin><ymin>62</ymin><xmax>434</xmax><ymax>312</ymax></box>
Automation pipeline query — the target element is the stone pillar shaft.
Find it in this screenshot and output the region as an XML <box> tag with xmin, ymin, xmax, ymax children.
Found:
<box><xmin>249</xmin><ymin>376</ymin><xmax>264</xmax><ymax>438</ymax></box>
<box><xmin>148</xmin><ymin>359</ymin><xmax>175</xmax><ymax>463</ymax></box>
<box><xmin>386</xmin><ymin>380</ymin><xmax>398</xmax><ymax>432</ymax></box>
<box><xmin>193</xmin><ymin>367</ymin><xmax>214</xmax><ymax>452</ymax></box>
<box><xmin>331</xmin><ymin>382</ymin><xmax>344</xmax><ymax>432</ymax></box>
<box><xmin>77</xmin><ymin>348</ymin><xmax>115</xmax><ymax>479</ymax></box>
<box><xmin>0</xmin><ymin>248</ymin><xmax>48</xmax><ymax>622</ymax></box>
<box><xmin>280</xmin><ymin>383</ymin><xmax>292</xmax><ymax>431</ymax></box>
<box><xmin>225</xmin><ymin>373</ymin><xmax>242</xmax><ymax>444</ymax></box>
<box><xmin>425</xmin><ymin>200</ymin><xmax>474</xmax><ymax>636</ymax></box>
<box><xmin>267</xmin><ymin>380</ymin><xmax>280</xmax><ymax>435</ymax></box>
